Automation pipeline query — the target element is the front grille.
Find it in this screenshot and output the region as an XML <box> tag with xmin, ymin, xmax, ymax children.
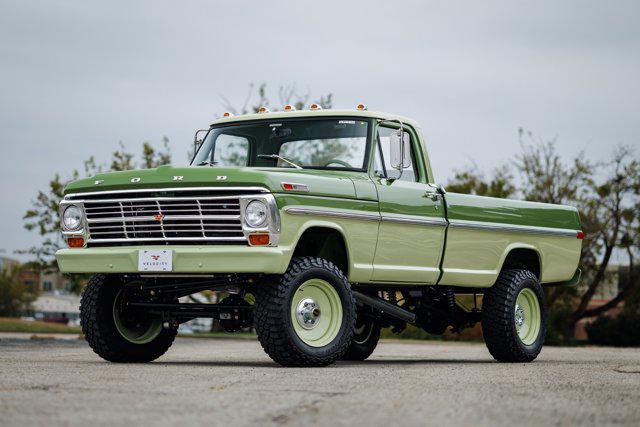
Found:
<box><xmin>66</xmin><ymin>187</ymin><xmax>266</xmax><ymax>246</ymax></box>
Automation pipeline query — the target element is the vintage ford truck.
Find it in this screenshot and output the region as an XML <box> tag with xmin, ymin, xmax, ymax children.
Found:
<box><xmin>56</xmin><ymin>106</ymin><xmax>583</xmax><ymax>366</ymax></box>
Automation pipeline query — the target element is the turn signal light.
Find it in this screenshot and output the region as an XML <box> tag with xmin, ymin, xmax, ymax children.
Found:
<box><xmin>309</xmin><ymin>103</ymin><xmax>322</xmax><ymax>110</ymax></box>
<box><xmin>258</xmin><ymin>106</ymin><xmax>270</xmax><ymax>113</ymax></box>
<box><xmin>576</xmin><ymin>231</ymin><xmax>585</xmax><ymax>240</ymax></box>
<box><xmin>249</xmin><ymin>233</ymin><xmax>270</xmax><ymax>246</ymax></box>
<box><xmin>67</xmin><ymin>237</ymin><xmax>84</xmax><ymax>248</ymax></box>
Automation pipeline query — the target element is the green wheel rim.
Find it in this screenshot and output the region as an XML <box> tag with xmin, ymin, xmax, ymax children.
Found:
<box><xmin>113</xmin><ymin>289</ymin><xmax>163</xmax><ymax>344</ymax></box>
<box><xmin>514</xmin><ymin>288</ymin><xmax>541</xmax><ymax>346</ymax></box>
<box><xmin>290</xmin><ymin>279</ymin><xmax>343</xmax><ymax>348</ymax></box>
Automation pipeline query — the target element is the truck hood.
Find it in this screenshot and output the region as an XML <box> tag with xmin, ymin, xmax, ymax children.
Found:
<box><xmin>64</xmin><ymin>165</ymin><xmax>363</xmax><ymax>199</ymax></box>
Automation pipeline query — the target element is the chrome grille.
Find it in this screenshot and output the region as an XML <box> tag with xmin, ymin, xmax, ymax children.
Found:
<box><xmin>65</xmin><ymin>187</ymin><xmax>267</xmax><ymax>246</ymax></box>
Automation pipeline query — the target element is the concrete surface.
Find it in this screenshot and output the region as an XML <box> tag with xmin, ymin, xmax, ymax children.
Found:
<box><xmin>0</xmin><ymin>337</ymin><xmax>639</xmax><ymax>427</ymax></box>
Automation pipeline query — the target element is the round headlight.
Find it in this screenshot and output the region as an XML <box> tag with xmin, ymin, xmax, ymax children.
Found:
<box><xmin>62</xmin><ymin>205</ymin><xmax>83</xmax><ymax>231</ymax></box>
<box><xmin>245</xmin><ymin>200</ymin><xmax>268</xmax><ymax>228</ymax></box>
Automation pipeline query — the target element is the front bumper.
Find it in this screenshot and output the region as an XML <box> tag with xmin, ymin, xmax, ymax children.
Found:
<box><xmin>55</xmin><ymin>245</ymin><xmax>292</xmax><ymax>274</ymax></box>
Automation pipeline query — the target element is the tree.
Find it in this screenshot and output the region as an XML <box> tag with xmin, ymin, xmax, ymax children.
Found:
<box><xmin>0</xmin><ymin>266</ymin><xmax>37</xmax><ymax>317</ymax></box>
<box><xmin>446</xmin><ymin>164</ymin><xmax>516</xmax><ymax>198</ymax></box>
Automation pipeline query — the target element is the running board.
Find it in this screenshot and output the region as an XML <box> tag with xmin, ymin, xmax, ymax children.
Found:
<box><xmin>352</xmin><ymin>291</ymin><xmax>416</xmax><ymax>323</ymax></box>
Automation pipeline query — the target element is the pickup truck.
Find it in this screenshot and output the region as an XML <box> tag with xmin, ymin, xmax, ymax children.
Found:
<box><xmin>56</xmin><ymin>106</ymin><xmax>583</xmax><ymax>367</ymax></box>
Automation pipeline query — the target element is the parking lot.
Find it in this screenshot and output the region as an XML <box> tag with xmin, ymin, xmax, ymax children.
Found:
<box><xmin>1</xmin><ymin>336</ymin><xmax>639</xmax><ymax>426</ymax></box>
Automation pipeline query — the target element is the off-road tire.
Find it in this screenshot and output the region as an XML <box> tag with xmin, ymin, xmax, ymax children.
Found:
<box><xmin>80</xmin><ymin>274</ymin><xmax>177</xmax><ymax>363</ymax></box>
<box><xmin>482</xmin><ymin>269</ymin><xmax>547</xmax><ymax>363</ymax></box>
<box><xmin>341</xmin><ymin>310</ymin><xmax>381</xmax><ymax>361</ymax></box>
<box><xmin>253</xmin><ymin>257</ymin><xmax>356</xmax><ymax>367</ymax></box>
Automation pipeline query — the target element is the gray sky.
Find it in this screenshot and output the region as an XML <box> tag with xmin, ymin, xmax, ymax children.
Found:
<box><xmin>1</xmin><ymin>0</ymin><xmax>639</xmax><ymax>260</ymax></box>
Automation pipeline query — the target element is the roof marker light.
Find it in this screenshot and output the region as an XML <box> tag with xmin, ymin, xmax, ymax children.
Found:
<box><xmin>309</xmin><ymin>103</ymin><xmax>322</xmax><ymax>110</ymax></box>
<box><xmin>258</xmin><ymin>106</ymin><xmax>270</xmax><ymax>113</ymax></box>
<box><xmin>356</xmin><ymin>103</ymin><xmax>368</xmax><ymax>110</ymax></box>
<box><xmin>283</xmin><ymin>105</ymin><xmax>296</xmax><ymax>111</ymax></box>
<box><xmin>222</xmin><ymin>112</ymin><xmax>234</xmax><ymax>117</ymax></box>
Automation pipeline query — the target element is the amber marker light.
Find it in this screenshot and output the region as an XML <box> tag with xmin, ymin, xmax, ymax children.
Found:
<box><xmin>356</xmin><ymin>103</ymin><xmax>368</xmax><ymax>110</ymax></box>
<box><xmin>67</xmin><ymin>237</ymin><xmax>85</xmax><ymax>248</ymax></box>
<box><xmin>309</xmin><ymin>103</ymin><xmax>322</xmax><ymax>110</ymax></box>
<box><xmin>249</xmin><ymin>233</ymin><xmax>270</xmax><ymax>246</ymax></box>
<box><xmin>222</xmin><ymin>112</ymin><xmax>234</xmax><ymax>117</ymax></box>
<box><xmin>258</xmin><ymin>106</ymin><xmax>270</xmax><ymax>113</ymax></box>
<box><xmin>283</xmin><ymin>105</ymin><xmax>296</xmax><ymax>111</ymax></box>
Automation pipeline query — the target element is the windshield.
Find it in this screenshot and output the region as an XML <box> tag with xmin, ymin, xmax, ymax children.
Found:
<box><xmin>191</xmin><ymin>118</ymin><xmax>371</xmax><ymax>171</ymax></box>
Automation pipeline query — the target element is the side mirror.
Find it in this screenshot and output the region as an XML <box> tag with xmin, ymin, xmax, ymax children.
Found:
<box><xmin>389</xmin><ymin>130</ymin><xmax>412</xmax><ymax>170</ymax></box>
<box><xmin>193</xmin><ymin>129</ymin><xmax>209</xmax><ymax>154</ymax></box>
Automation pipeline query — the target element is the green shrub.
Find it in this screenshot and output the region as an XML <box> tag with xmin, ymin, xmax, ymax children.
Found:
<box><xmin>586</xmin><ymin>313</ymin><xmax>640</xmax><ymax>347</ymax></box>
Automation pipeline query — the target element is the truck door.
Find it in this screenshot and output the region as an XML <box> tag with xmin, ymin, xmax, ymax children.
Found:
<box><xmin>371</xmin><ymin>124</ymin><xmax>447</xmax><ymax>283</ymax></box>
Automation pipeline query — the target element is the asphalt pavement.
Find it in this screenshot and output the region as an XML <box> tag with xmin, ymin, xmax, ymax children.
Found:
<box><xmin>0</xmin><ymin>336</ymin><xmax>639</xmax><ymax>426</ymax></box>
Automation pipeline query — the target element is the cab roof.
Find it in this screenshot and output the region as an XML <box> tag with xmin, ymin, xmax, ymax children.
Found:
<box><xmin>211</xmin><ymin>109</ymin><xmax>421</xmax><ymax>129</ymax></box>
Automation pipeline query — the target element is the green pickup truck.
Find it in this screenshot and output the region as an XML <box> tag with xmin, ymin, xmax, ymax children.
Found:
<box><xmin>56</xmin><ymin>107</ymin><xmax>583</xmax><ymax>366</ymax></box>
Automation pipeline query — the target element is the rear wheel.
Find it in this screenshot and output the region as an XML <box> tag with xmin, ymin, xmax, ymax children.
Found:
<box><xmin>482</xmin><ymin>269</ymin><xmax>546</xmax><ymax>362</ymax></box>
<box><xmin>253</xmin><ymin>257</ymin><xmax>356</xmax><ymax>367</ymax></box>
<box><xmin>341</xmin><ymin>308</ymin><xmax>381</xmax><ymax>361</ymax></box>
<box><xmin>80</xmin><ymin>274</ymin><xmax>177</xmax><ymax>363</ymax></box>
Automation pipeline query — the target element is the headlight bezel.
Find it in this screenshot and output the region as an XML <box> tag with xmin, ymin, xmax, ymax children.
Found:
<box><xmin>239</xmin><ymin>195</ymin><xmax>280</xmax><ymax>246</ymax></box>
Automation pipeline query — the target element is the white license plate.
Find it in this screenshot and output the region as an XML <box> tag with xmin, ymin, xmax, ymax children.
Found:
<box><xmin>138</xmin><ymin>250</ymin><xmax>173</xmax><ymax>272</ymax></box>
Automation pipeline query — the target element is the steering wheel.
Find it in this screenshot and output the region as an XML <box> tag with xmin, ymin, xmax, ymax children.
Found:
<box><xmin>323</xmin><ymin>159</ymin><xmax>352</xmax><ymax>168</ymax></box>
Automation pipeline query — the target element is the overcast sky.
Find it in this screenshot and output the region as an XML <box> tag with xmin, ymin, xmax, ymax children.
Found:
<box><xmin>1</xmin><ymin>1</ymin><xmax>639</xmax><ymax>259</ymax></box>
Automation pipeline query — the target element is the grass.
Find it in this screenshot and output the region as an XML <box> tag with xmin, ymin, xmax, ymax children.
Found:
<box><xmin>0</xmin><ymin>317</ymin><xmax>81</xmax><ymax>334</ymax></box>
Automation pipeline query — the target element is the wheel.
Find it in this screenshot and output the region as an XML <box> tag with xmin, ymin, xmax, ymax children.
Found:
<box><xmin>482</xmin><ymin>269</ymin><xmax>547</xmax><ymax>362</ymax></box>
<box><xmin>253</xmin><ymin>257</ymin><xmax>356</xmax><ymax>367</ymax></box>
<box><xmin>80</xmin><ymin>274</ymin><xmax>177</xmax><ymax>363</ymax></box>
<box><xmin>341</xmin><ymin>308</ymin><xmax>381</xmax><ymax>361</ymax></box>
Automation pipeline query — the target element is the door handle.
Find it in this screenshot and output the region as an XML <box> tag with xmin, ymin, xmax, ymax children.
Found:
<box><xmin>423</xmin><ymin>191</ymin><xmax>439</xmax><ymax>201</ymax></box>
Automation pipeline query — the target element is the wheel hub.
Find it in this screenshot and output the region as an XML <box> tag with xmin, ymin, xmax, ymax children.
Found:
<box><xmin>514</xmin><ymin>304</ymin><xmax>525</xmax><ymax>331</ymax></box>
<box><xmin>296</xmin><ymin>298</ymin><xmax>321</xmax><ymax>330</ymax></box>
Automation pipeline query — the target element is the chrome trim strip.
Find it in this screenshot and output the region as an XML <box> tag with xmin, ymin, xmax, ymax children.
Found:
<box><xmin>381</xmin><ymin>214</ymin><xmax>447</xmax><ymax>227</ymax></box>
<box><xmin>64</xmin><ymin>186</ymin><xmax>268</xmax><ymax>199</ymax></box>
<box><xmin>283</xmin><ymin>207</ymin><xmax>380</xmax><ymax>221</ymax></box>
<box><xmin>449</xmin><ymin>219</ymin><xmax>579</xmax><ymax>237</ymax></box>
<box><xmin>86</xmin><ymin>214</ymin><xmax>241</xmax><ymax>224</ymax></box>
<box><xmin>87</xmin><ymin>236</ymin><xmax>247</xmax><ymax>243</ymax></box>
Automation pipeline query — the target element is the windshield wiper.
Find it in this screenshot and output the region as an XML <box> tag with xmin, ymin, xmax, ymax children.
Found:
<box><xmin>197</xmin><ymin>160</ymin><xmax>218</xmax><ymax>167</ymax></box>
<box><xmin>257</xmin><ymin>154</ymin><xmax>303</xmax><ymax>169</ymax></box>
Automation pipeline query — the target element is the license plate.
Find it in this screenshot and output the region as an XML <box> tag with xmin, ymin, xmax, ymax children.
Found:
<box><xmin>138</xmin><ymin>250</ymin><xmax>173</xmax><ymax>272</ymax></box>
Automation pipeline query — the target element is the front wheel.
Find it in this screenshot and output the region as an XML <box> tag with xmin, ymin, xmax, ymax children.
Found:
<box><xmin>482</xmin><ymin>269</ymin><xmax>547</xmax><ymax>362</ymax></box>
<box><xmin>253</xmin><ymin>257</ymin><xmax>356</xmax><ymax>367</ymax></box>
<box><xmin>80</xmin><ymin>274</ymin><xmax>177</xmax><ymax>363</ymax></box>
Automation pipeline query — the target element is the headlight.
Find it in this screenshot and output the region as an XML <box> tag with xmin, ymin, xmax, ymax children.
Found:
<box><xmin>245</xmin><ymin>200</ymin><xmax>268</xmax><ymax>228</ymax></box>
<box><xmin>62</xmin><ymin>205</ymin><xmax>83</xmax><ymax>231</ymax></box>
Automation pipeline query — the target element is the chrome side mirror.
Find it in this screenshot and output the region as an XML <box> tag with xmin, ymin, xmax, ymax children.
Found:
<box><xmin>193</xmin><ymin>129</ymin><xmax>209</xmax><ymax>154</ymax></box>
<box><xmin>389</xmin><ymin>129</ymin><xmax>411</xmax><ymax>170</ymax></box>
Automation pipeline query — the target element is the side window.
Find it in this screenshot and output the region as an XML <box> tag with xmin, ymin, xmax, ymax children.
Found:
<box><xmin>213</xmin><ymin>134</ymin><xmax>249</xmax><ymax>166</ymax></box>
<box><xmin>376</xmin><ymin>126</ymin><xmax>418</xmax><ymax>182</ymax></box>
